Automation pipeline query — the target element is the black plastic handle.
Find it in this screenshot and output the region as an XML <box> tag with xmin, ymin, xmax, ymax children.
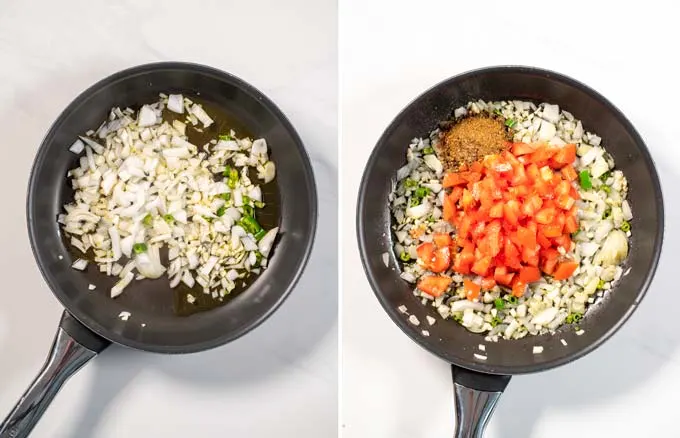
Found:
<box><xmin>0</xmin><ymin>311</ymin><xmax>110</xmax><ymax>438</ymax></box>
<box><xmin>452</xmin><ymin>365</ymin><xmax>511</xmax><ymax>438</ymax></box>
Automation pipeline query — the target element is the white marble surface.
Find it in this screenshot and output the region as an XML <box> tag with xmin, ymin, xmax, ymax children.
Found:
<box><xmin>0</xmin><ymin>1</ymin><xmax>337</xmax><ymax>437</ymax></box>
<box><xmin>341</xmin><ymin>0</ymin><xmax>679</xmax><ymax>436</ymax></box>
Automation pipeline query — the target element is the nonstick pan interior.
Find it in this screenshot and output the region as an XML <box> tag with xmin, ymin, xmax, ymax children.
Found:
<box><xmin>357</xmin><ymin>66</ymin><xmax>664</xmax><ymax>375</ymax></box>
<box><xmin>27</xmin><ymin>62</ymin><xmax>318</xmax><ymax>353</ymax></box>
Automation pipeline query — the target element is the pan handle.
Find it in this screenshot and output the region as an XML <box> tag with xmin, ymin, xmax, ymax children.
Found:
<box><xmin>0</xmin><ymin>311</ymin><xmax>110</xmax><ymax>438</ymax></box>
<box><xmin>451</xmin><ymin>365</ymin><xmax>511</xmax><ymax>438</ymax></box>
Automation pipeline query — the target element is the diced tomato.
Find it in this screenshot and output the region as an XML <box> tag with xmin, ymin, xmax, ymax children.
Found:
<box><xmin>489</xmin><ymin>202</ymin><xmax>504</xmax><ymax>218</ymax></box>
<box><xmin>553</xmin><ymin>234</ymin><xmax>573</xmax><ymax>252</ymax></box>
<box><xmin>552</xmin><ymin>261</ymin><xmax>579</xmax><ymax>280</ymax></box>
<box><xmin>564</xmin><ymin>214</ymin><xmax>579</xmax><ymax>234</ymax></box>
<box><xmin>460</xmin><ymin>171</ymin><xmax>482</xmax><ymax>184</ymax></box>
<box><xmin>530</xmin><ymin>146</ymin><xmax>557</xmax><ymax>164</ymax></box>
<box><xmin>552</xmin><ymin>144</ymin><xmax>576</xmax><ymax>167</ymax></box>
<box><xmin>443</xmin><ymin>172</ymin><xmax>467</xmax><ymax>188</ymax></box>
<box><xmin>512</xmin><ymin>142</ymin><xmax>536</xmax><ymax>156</ymax></box>
<box><xmin>516</xmin><ymin>226</ymin><xmax>537</xmax><ymax>249</ymax></box>
<box><xmin>537</xmin><ymin>231</ymin><xmax>552</xmax><ymax>249</ymax></box>
<box><xmin>463</xmin><ymin>279</ymin><xmax>482</xmax><ymax>301</ymax></box>
<box><xmin>503</xmin><ymin>200</ymin><xmax>521</xmax><ymax>226</ymax></box>
<box><xmin>556</xmin><ymin>194</ymin><xmax>575</xmax><ymax>211</ymax></box>
<box><xmin>510</xmin><ymin>164</ymin><xmax>528</xmax><ymax>185</ymax></box>
<box><xmin>522</xmin><ymin>194</ymin><xmax>543</xmax><ymax>217</ymax></box>
<box><xmin>481</xmin><ymin>277</ymin><xmax>497</xmax><ymax>290</ymax></box>
<box><xmin>522</xmin><ymin>244</ymin><xmax>540</xmax><ymax>267</ymax></box>
<box><xmin>503</xmin><ymin>240</ymin><xmax>522</xmax><ymax>270</ymax></box>
<box><xmin>433</xmin><ymin>233</ymin><xmax>453</xmax><ymax>248</ymax></box>
<box><xmin>429</xmin><ymin>247</ymin><xmax>451</xmax><ymax>273</ymax></box>
<box><xmin>470</xmin><ymin>161</ymin><xmax>483</xmax><ymax>173</ymax></box>
<box><xmin>535</xmin><ymin>207</ymin><xmax>557</xmax><ymax>225</ymax></box>
<box><xmin>511</xmin><ymin>278</ymin><xmax>527</xmax><ymax>298</ymax></box>
<box><xmin>494</xmin><ymin>266</ymin><xmax>515</xmax><ymax>286</ymax></box>
<box><xmin>460</xmin><ymin>188</ymin><xmax>475</xmax><ymax>210</ymax></box>
<box><xmin>519</xmin><ymin>266</ymin><xmax>541</xmax><ymax>283</ymax></box>
<box><xmin>443</xmin><ymin>194</ymin><xmax>456</xmax><ymax>223</ymax></box>
<box><xmin>540</xmin><ymin>248</ymin><xmax>560</xmax><ymax>275</ymax></box>
<box><xmin>449</xmin><ymin>187</ymin><xmax>464</xmax><ymax>203</ymax></box>
<box><xmin>541</xmin><ymin>223</ymin><xmax>563</xmax><ymax>238</ymax></box>
<box><xmin>561</xmin><ymin>165</ymin><xmax>578</xmax><ymax>182</ymax></box>
<box><xmin>418</xmin><ymin>276</ymin><xmax>452</xmax><ymax>297</ymax></box>
<box><xmin>471</xmin><ymin>255</ymin><xmax>492</xmax><ymax>277</ymax></box>
<box><xmin>457</xmin><ymin>215</ymin><xmax>473</xmax><ymax>240</ymax></box>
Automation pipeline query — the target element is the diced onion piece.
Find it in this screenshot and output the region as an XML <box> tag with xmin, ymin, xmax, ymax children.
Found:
<box><xmin>111</xmin><ymin>272</ymin><xmax>134</xmax><ymax>298</ymax></box>
<box><xmin>69</xmin><ymin>139</ymin><xmax>85</xmax><ymax>154</ymax></box>
<box><xmin>138</xmin><ymin>105</ymin><xmax>158</xmax><ymax>127</ymax></box>
<box><xmin>72</xmin><ymin>259</ymin><xmax>88</xmax><ymax>270</ymax></box>
<box><xmin>258</xmin><ymin>227</ymin><xmax>278</xmax><ymax>257</ymax></box>
<box><xmin>167</xmin><ymin>94</ymin><xmax>184</xmax><ymax>114</ymax></box>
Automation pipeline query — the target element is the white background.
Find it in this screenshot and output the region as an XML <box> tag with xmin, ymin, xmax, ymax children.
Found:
<box><xmin>341</xmin><ymin>0</ymin><xmax>680</xmax><ymax>437</ymax></box>
<box><xmin>0</xmin><ymin>1</ymin><xmax>337</xmax><ymax>437</ymax></box>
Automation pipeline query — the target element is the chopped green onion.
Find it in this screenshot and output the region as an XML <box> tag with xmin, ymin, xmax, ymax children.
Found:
<box><xmin>506</xmin><ymin>295</ymin><xmax>518</xmax><ymax>305</ymax></box>
<box><xmin>494</xmin><ymin>298</ymin><xmax>505</xmax><ymax>310</ymax></box>
<box><xmin>600</xmin><ymin>171</ymin><xmax>611</xmax><ymax>181</ymax></box>
<box><xmin>242</xmin><ymin>195</ymin><xmax>251</xmax><ymax>204</ymax></box>
<box><xmin>219</xmin><ymin>193</ymin><xmax>231</xmax><ymax>201</ymax></box>
<box><xmin>224</xmin><ymin>167</ymin><xmax>239</xmax><ymax>188</ymax></box>
<box><xmin>566</xmin><ymin>313</ymin><xmax>583</xmax><ymax>324</ymax></box>
<box><xmin>216</xmin><ymin>206</ymin><xmax>226</xmax><ymax>217</ymax></box>
<box><xmin>240</xmin><ymin>216</ymin><xmax>263</xmax><ymax>237</ymax></box>
<box><xmin>399</xmin><ymin>251</ymin><xmax>410</xmax><ymax>262</ymax></box>
<box><xmin>203</xmin><ymin>216</ymin><xmax>214</xmax><ymax>223</ymax></box>
<box><xmin>404</xmin><ymin>179</ymin><xmax>418</xmax><ymax>188</ymax></box>
<box><xmin>490</xmin><ymin>316</ymin><xmax>503</xmax><ymax>327</ymax></box>
<box><xmin>163</xmin><ymin>214</ymin><xmax>174</xmax><ymax>224</ymax></box>
<box><xmin>493</xmin><ymin>108</ymin><xmax>502</xmax><ymax>116</ymax></box>
<box><xmin>602</xmin><ymin>185</ymin><xmax>611</xmax><ymax>193</ymax></box>
<box><xmin>453</xmin><ymin>313</ymin><xmax>463</xmax><ymax>323</ymax></box>
<box><xmin>597</xmin><ymin>280</ymin><xmax>605</xmax><ymax>289</ymax></box>
<box><xmin>132</xmin><ymin>243</ymin><xmax>147</xmax><ymax>254</ymax></box>
<box><xmin>142</xmin><ymin>214</ymin><xmax>153</xmax><ymax>226</ymax></box>
<box><xmin>254</xmin><ymin>229</ymin><xmax>267</xmax><ymax>241</ymax></box>
<box><xmin>254</xmin><ymin>201</ymin><xmax>265</xmax><ymax>208</ymax></box>
<box><xmin>603</xmin><ymin>208</ymin><xmax>612</xmax><ymax>219</ymax></box>
<box><xmin>219</xmin><ymin>134</ymin><xmax>232</xmax><ymax>141</ymax></box>
<box><xmin>422</xmin><ymin>147</ymin><xmax>434</xmax><ymax>155</ymax></box>
<box><xmin>242</xmin><ymin>205</ymin><xmax>254</xmax><ymax>218</ymax></box>
<box><xmin>414</xmin><ymin>186</ymin><xmax>430</xmax><ymax>198</ymax></box>
<box><xmin>579</xmin><ymin>170</ymin><xmax>592</xmax><ymax>189</ymax></box>
<box><xmin>409</xmin><ymin>198</ymin><xmax>420</xmax><ymax>207</ymax></box>
<box><xmin>505</xmin><ymin>118</ymin><xmax>517</xmax><ymax>128</ymax></box>
<box><xmin>621</xmin><ymin>221</ymin><xmax>631</xmax><ymax>232</ymax></box>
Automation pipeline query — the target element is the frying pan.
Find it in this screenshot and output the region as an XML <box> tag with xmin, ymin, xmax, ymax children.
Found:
<box><xmin>0</xmin><ymin>62</ymin><xmax>317</xmax><ymax>438</ymax></box>
<box><xmin>357</xmin><ymin>66</ymin><xmax>664</xmax><ymax>437</ymax></box>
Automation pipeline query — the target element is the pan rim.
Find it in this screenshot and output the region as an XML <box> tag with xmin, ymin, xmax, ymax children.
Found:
<box><xmin>26</xmin><ymin>61</ymin><xmax>318</xmax><ymax>354</ymax></box>
<box><xmin>356</xmin><ymin>64</ymin><xmax>665</xmax><ymax>375</ymax></box>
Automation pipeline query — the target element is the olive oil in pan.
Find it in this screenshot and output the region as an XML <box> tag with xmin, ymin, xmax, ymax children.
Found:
<box><xmin>59</xmin><ymin>96</ymin><xmax>281</xmax><ymax>317</ymax></box>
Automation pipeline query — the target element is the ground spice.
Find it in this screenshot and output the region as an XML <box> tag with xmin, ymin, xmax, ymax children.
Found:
<box><xmin>438</xmin><ymin>115</ymin><xmax>511</xmax><ymax>170</ymax></box>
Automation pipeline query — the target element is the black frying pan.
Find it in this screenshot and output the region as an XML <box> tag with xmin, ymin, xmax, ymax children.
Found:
<box><xmin>0</xmin><ymin>62</ymin><xmax>317</xmax><ymax>438</ymax></box>
<box><xmin>357</xmin><ymin>66</ymin><xmax>664</xmax><ymax>437</ymax></box>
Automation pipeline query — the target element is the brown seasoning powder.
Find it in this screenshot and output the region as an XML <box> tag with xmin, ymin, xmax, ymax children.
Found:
<box><xmin>439</xmin><ymin>115</ymin><xmax>511</xmax><ymax>170</ymax></box>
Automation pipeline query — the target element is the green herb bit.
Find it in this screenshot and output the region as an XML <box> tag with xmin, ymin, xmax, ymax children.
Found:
<box><xmin>490</xmin><ymin>316</ymin><xmax>503</xmax><ymax>327</ymax></box>
<box><xmin>219</xmin><ymin>134</ymin><xmax>232</xmax><ymax>141</ymax></box>
<box><xmin>223</xmin><ymin>166</ymin><xmax>234</xmax><ymax>177</ymax></box>
<box><xmin>254</xmin><ymin>201</ymin><xmax>265</xmax><ymax>208</ymax></box>
<box><xmin>216</xmin><ymin>206</ymin><xmax>226</xmax><ymax>217</ymax></box>
<box><xmin>132</xmin><ymin>243</ymin><xmax>147</xmax><ymax>254</ymax></box>
<box><xmin>422</xmin><ymin>147</ymin><xmax>434</xmax><ymax>155</ymax></box>
<box><xmin>242</xmin><ymin>205</ymin><xmax>255</xmax><ymax>218</ymax></box>
<box><xmin>219</xmin><ymin>193</ymin><xmax>231</xmax><ymax>201</ymax></box>
<box><xmin>600</xmin><ymin>171</ymin><xmax>611</xmax><ymax>181</ymax></box>
<box><xmin>399</xmin><ymin>251</ymin><xmax>410</xmax><ymax>262</ymax></box>
<box><xmin>142</xmin><ymin>214</ymin><xmax>153</xmax><ymax>226</ymax></box>
<box><xmin>603</xmin><ymin>208</ymin><xmax>612</xmax><ymax>219</ymax></box>
<box><xmin>621</xmin><ymin>221</ymin><xmax>631</xmax><ymax>232</ymax></box>
<box><xmin>505</xmin><ymin>118</ymin><xmax>517</xmax><ymax>128</ymax></box>
<box><xmin>493</xmin><ymin>108</ymin><xmax>502</xmax><ymax>116</ymax></box>
<box><xmin>602</xmin><ymin>185</ymin><xmax>611</xmax><ymax>194</ymax></box>
<box><xmin>203</xmin><ymin>216</ymin><xmax>214</xmax><ymax>223</ymax></box>
<box><xmin>242</xmin><ymin>195</ymin><xmax>251</xmax><ymax>204</ymax></box>
<box><xmin>409</xmin><ymin>197</ymin><xmax>420</xmax><ymax>207</ymax></box>
<box><xmin>494</xmin><ymin>298</ymin><xmax>505</xmax><ymax>310</ymax></box>
<box><xmin>163</xmin><ymin>214</ymin><xmax>175</xmax><ymax>224</ymax></box>
<box><xmin>254</xmin><ymin>229</ymin><xmax>267</xmax><ymax>241</ymax></box>
<box><xmin>404</xmin><ymin>179</ymin><xmax>418</xmax><ymax>188</ymax></box>
<box><xmin>597</xmin><ymin>280</ymin><xmax>605</xmax><ymax>290</ymax></box>
<box><xmin>240</xmin><ymin>215</ymin><xmax>263</xmax><ymax>236</ymax></box>
<box><xmin>414</xmin><ymin>186</ymin><xmax>430</xmax><ymax>199</ymax></box>
<box><xmin>579</xmin><ymin>170</ymin><xmax>592</xmax><ymax>190</ymax></box>
<box><xmin>566</xmin><ymin>312</ymin><xmax>583</xmax><ymax>324</ymax></box>
<box><xmin>506</xmin><ymin>295</ymin><xmax>518</xmax><ymax>305</ymax></box>
<box><xmin>453</xmin><ymin>313</ymin><xmax>463</xmax><ymax>323</ymax></box>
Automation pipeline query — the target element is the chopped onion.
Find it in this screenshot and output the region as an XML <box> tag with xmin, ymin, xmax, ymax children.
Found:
<box><xmin>71</xmin><ymin>259</ymin><xmax>88</xmax><ymax>270</ymax></box>
<box><xmin>167</xmin><ymin>94</ymin><xmax>184</xmax><ymax>114</ymax></box>
<box><xmin>69</xmin><ymin>139</ymin><xmax>85</xmax><ymax>154</ymax></box>
<box><xmin>258</xmin><ymin>227</ymin><xmax>279</xmax><ymax>257</ymax></box>
<box><xmin>111</xmin><ymin>272</ymin><xmax>134</xmax><ymax>298</ymax></box>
